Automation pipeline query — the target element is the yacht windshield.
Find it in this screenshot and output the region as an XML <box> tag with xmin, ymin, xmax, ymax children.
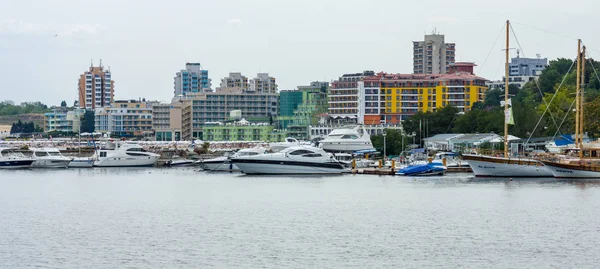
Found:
<box><xmin>48</xmin><ymin>152</ymin><xmax>62</xmax><ymax>156</ymax></box>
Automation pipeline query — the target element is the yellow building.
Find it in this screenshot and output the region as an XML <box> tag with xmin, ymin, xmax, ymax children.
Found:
<box><xmin>362</xmin><ymin>73</ymin><xmax>487</xmax><ymax>124</ymax></box>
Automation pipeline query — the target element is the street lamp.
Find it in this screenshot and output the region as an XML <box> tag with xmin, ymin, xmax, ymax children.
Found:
<box><xmin>412</xmin><ymin>131</ymin><xmax>416</xmax><ymax>146</ymax></box>
<box><xmin>383</xmin><ymin>131</ymin><xmax>387</xmax><ymax>160</ymax></box>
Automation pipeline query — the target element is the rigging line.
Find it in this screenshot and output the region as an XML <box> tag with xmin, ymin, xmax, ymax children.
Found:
<box><xmin>524</xmin><ymin>57</ymin><xmax>577</xmax><ymax>146</ymax></box>
<box><xmin>552</xmin><ymin>97</ymin><xmax>576</xmax><ymax>140</ymax></box>
<box><xmin>510</xmin><ymin>23</ymin><xmax>561</xmax><ymax>132</ymax></box>
<box><xmin>509</xmin><ymin>24</ymin><xmax>526</xmax><ymax>57</ymax></box>
<box><xmin>511</xmin><ymin>21</ymin><xmax>578</xmax><ymax>41</ymax></box>
<box><xmin>478</xmin><ymin>23</ymin><xmax>505</xmax><ymax>75</ymax></box>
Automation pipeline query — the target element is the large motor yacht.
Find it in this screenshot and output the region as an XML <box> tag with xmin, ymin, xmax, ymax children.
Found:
<box><xmin>199</xmin><ymin>147</ymin><xmax>269</xmax><ymax>171</ymax></box>
<box><xmin>0</xmin><ymin>148</ymin><xmax>34</xmax><ymax>169</ymax></box>
<box><xmin>319</xmin><ymin>126</ymin><xmax>374</xmax><ymax>153</ymax></box>
<box><xmin>30</xmin><ymin>148</ymin><xmax>72</xmax><ymax>168</ymax></box>
<box><xmin>231</xmin><ymin>146</ymin><xmax>349</xmax><ymax>174</ymax></box>
<box><xmin>94</xmin><ymin>143</ymin><xmax>160</xmax><ymax>167</ymax></box>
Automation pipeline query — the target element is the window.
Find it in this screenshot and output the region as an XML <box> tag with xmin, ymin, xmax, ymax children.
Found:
<box><xmin>35</xmin><ymin>152</ymin><xmax>48</xmax><ymax>157</ymax></box>
<box><xmin>100</xmin><ymin>152</ymin><xmax>107</xmax><ymax>157</ymax></box>
<box><xmin>289</xmin><ymin>149</ymin><xmax>313</xmax><ymax>155</ymax></box>
<box><xmin>387</xmin><ymin>89</ymin><xmax>391</xmax><ymax>94</ymax></box>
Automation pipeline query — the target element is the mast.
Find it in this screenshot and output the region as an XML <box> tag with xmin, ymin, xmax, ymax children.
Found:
<box><xmin>575</xmin><ymin>39</ymin><xmax>581</xmax><ymax>156</ymax></box>
<box><xmin>580</xmin><ymin>45</ymin><xmax>586</xmax><ymax>155</ymax></box>
<box><xmin>504</xmin><ymin>20</ymin><xmax>510</xmax><ymax>158</ymax></box>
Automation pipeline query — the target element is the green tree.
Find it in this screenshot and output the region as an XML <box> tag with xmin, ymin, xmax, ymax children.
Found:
<box><xmin>80</xmin><ymin>110</ymin><xmax>95</xmax><ymax>133</ymax></box>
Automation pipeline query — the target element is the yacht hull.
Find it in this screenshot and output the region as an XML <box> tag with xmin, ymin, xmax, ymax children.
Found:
<box><xmin>232</xmin><ymin>159</ymin><xmax>347</xmax><ymax>175</ymax></box>
<box><xmin>94</xmin><ymin>157</ymin><xmax>159</xmax><ymax>167</ymax></box>
<box><xmin>0</xmin><ymin>160</ymin><xmax>34</xmax><ymax>169</ymax></box>
<box><xmin>463</xmin><ymin>155</ymin><xmax>552</xmax><ymax>177</ymax></box>
<box><xmin>320</xmin><ymin>142</ymin><xmax>374</xmax><ymax>152</ymax></box>
<box><xmin>541</xmin><ymin>161</ymin><xmax>600</xmax><ymax>179</ymax></box>
<box><xmin>31</xmin><ymin>159</ymin><xmax>71</xmax><ymax>168</ymax></box>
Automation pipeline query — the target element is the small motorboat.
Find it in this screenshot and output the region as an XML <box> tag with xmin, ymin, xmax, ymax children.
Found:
<box><xmin>396</xmin><ymin>162</ymin><xmax>447</xmax><ymax>176</ymax></box>
<box><xmin>165</xmin><ymin>155</ymin><xmax>194</xmax><ymax>167</ymax></box>
<box><xmin>69</xmin><ymin>157</ymin><xmax>95</xmax><ymax>168</ymax></box>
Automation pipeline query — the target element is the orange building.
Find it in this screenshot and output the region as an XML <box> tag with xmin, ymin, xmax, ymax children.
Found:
<box><xmin>78</xmin><ymin>64</ymin><xmax>114</xmax><ymax>109</ymax></box>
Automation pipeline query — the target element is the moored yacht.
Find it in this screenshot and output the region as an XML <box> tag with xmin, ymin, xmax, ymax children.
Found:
<box><xmin>198</xmin><ymin>147</ymin><xmax>268</xmax><ymax>171</ymax></box>
<box><xmin>319</xmin><ymin>126</ymin><xmax>374</xmax><ymax>152</ymax></box>
<box><xmin>94</xmin><ymin>143</ymin><xmax>160</xmax><ymax>167</ymax></box>
<box><xmin>269</xmin><ymin>137</ymin><xmax>301</xmax><ymax>152</ymax></box>
<box><xmin>30</xmin><ymin>148</ymin><xmax>72</xmax><ymax>168</ymax></box>
<box><xmin>0</xmin><ymin>148</ymin><xmax>34</xmax><ymax>169</ymax></box>
<box><xmin>231</xmin><ymin>146</ymin><xmax>348</xmax><ymax>174</ymax></box>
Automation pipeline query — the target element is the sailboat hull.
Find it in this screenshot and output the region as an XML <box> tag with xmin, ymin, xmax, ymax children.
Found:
<box><xmin>541</xmin><ymin>161</ymin><xmax>600</xmax><ymax>179</ymax></box>
<box><xmin>463</xmin><ymin>155</ymin><xmax>552</xmax><ymax>177</ymax></box>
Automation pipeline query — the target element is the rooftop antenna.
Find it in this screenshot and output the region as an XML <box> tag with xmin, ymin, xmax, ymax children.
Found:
<box><xmin>516</xmin><ymin>49</ymin><xmax>520</xmax><ymax>58</ymax></box>
<box><xmin>90</xmin><ymin>58</ymin><xmax>93</xmax><ymax>67</ymax></box>
<box><xmin>536</xmin><ymin>53</ymin><xmax>541</xmax><ymax>59</ymax></box>
<box><xmin>100</xmin><ymin>59</ymin><xmax>103</xmax><ymax>68</ymax></box>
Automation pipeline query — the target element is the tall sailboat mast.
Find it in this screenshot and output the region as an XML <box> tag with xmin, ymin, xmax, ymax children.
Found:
<box><xmin>575</xmin><ymin>40</ymin><xmax>581</xmax><ymax>157</ymax></box>
<box><xmin>504</xmin><ymin>20</ymin><xmax>510</xmax><ymax>158</ymax></box>
<box><xmin>580</xmin><ymin>45</ymin><xmax>586</xmax><ymax>156</ymax></box>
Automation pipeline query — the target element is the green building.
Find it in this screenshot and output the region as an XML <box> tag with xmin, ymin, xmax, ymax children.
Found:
<box><xmin>278</xmin><ymin>90</ymin><xmax>303</xmax><ymax>129</ymax></box>
<box><xmin>277</xmin><ymin>82</ymin><xmax>329</xmax><ymax>140</ymax></box>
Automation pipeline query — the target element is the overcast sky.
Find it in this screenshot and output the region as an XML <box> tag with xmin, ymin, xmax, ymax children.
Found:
<box><xmin>1</xmin><ymin>0</ymin><xmax>598</xmax><ymax>105</ymax></box>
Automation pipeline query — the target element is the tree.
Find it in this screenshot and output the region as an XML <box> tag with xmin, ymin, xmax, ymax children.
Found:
<box><xmin>73</xmin><ymin>100</ymin><xmax>79</xmax><ymax>107</ymax></box>
<box><xmin>371</xmin><ymin>129</ymin><xmax>407</xmax><ymax>156</ymax></box>
<box><xmin>80</xmin><ymin>110</ymin><xmax>95</xmax><ymax>133</ymax></box>
<box><xmin>60</xmin><ymin>100</ymin><xmax>67</xmax><ymax>107</ymax></box>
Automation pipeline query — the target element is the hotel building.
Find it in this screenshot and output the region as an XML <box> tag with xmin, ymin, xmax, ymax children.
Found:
<box><xmin>78</xmin><ymin>64</ymin><xmax>114</xmax><ymax>109</ymax></box>
<box><xmin>174</xmin><ymin>63</ymin><xmax>211</xmax><ymax>97</ymax></box>
<box><xmin>95</xmin><ymin>100</ymin><xmax>153</xmax><ymax>137</ymax></box>
<box><xmin>327</xmin><ymin>72</ymin><xmax>487</xmax><ymax>125</ymax></box>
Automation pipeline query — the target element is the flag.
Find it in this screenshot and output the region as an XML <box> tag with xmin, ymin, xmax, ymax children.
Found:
<box><xmin>500</xmin><ymin>98</ymin><xmax>512</xmax><ymax>107</ymax></box>
<box><xmin>505</xmin><ymin>108</ymin><xmax>515</xmax><ymax>125</ymax></box>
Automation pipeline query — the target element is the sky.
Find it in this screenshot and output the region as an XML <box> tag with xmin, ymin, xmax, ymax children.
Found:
<box><xmin>1</xmin><ymin>0</ymin><xmax>599</xmax><ymax>106</ymax></box>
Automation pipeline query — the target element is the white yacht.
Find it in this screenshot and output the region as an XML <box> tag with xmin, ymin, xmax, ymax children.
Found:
<box><xmin>30</xmin><ymin>148</ymin><xmax>72</xmax><ymax>168</ymax></box>
<box><xmin>0</xmin><ymin>148</ymin><xmax>34</xmax><ymax>169</ymax></box>
<box><xmin>269</xmin><ymin>137</ymin><xmax>300</xmax><ymax>152</ymax></box>
<box><xmin>231</xmin><ymin>146</ymin><xmax>349</xmax><ymax>174</ymax></box>
<box><xmin>319</xmin><ymin>126</ymin><xmax>374</xmax><ymax>152</ymax></box>
<box><xmin>199</xmin><ymin>147</ymin><xmax>268</xmax><ymax>171</ymax></box>
<box><xmin>94</xmin><ymin>143</ymin><xmax>160</xmax><ymax>167</ymax></box>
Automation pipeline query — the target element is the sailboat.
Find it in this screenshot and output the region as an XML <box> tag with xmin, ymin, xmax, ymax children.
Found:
<box><xmin>462</xmin><ymin>20</ymin><xmax>552</xmax><ymax>178</ymax></box>
<box><xmin>541</xmin><ymin>41</ymin><xmax>600</xmax><ymax>179</ymax></box>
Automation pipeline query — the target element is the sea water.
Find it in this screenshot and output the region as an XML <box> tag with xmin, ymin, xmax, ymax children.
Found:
<box><xmin>1</xmin><ymin>168</ymin><xmax>599</xmax><ymax>268</ymax></box>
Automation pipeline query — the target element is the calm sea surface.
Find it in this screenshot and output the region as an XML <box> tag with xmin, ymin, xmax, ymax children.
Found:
<box><xmin>1</xmin><ymin>168</ymin><xmax>600</xmax><ymax>268</ymax></box>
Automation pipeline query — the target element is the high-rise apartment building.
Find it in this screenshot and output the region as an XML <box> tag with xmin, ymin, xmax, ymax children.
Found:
<box><xmin>413</xmin><ymin>33</ymin><xmax>455</xmax><ymax>74</ymax></box>
<box><xmin>219</xmin><ymin>72</ymin><xmax>249</xmax><ymax>89</ymax></box>
<box><xmin>78</xmin><ymin>64</ymin><xmax>114</xmax><ymax>109</ymax></box>
<box><xmin>174</xmin><ymin>63</ymin><xmax>211</xmax><ymax>97</ymax></box>
<box><xmin>249</xmin><ymin>73</ymin><xmax>278</xmax><ymax>93</ymax></box>
<box><xmin>328</xmin><ymin>71</ymin><xmax>375</xmax><ymax>124</ymax></box>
